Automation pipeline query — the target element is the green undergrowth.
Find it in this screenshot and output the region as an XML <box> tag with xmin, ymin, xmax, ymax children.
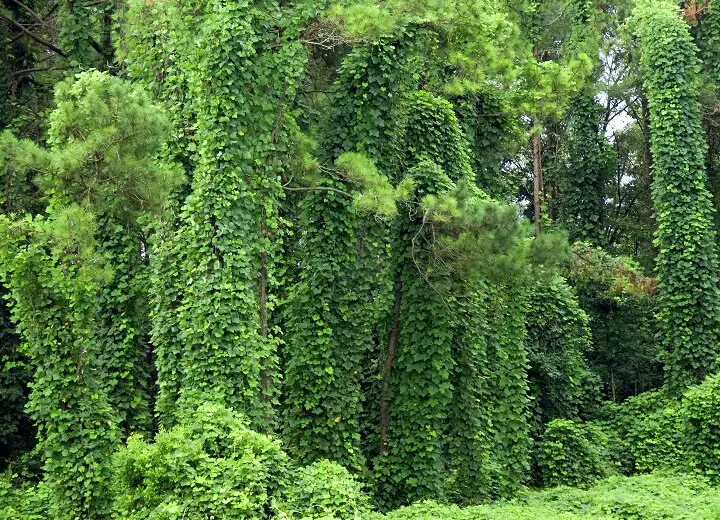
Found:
<box><xmin>373</xmin><ymin>474</ymin><xmax>720</xmax><ymax>519</ymax></box>
<box><xmin>3</xmin><ymin>465</ymin><xmax>720</xmax><ymax>519</ymax></box>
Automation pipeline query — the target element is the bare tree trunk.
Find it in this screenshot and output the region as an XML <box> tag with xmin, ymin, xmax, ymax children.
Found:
<box><xmin>532</xmin><ymin>132</ymin><xmax>543</xmax><ymax>236</ymax></box>
<box><xmin>640</xmin><ymin>94</ymin><xmax>654</xmax><ymax>176</ymax></box>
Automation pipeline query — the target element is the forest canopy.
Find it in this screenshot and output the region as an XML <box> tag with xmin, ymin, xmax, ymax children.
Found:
<box><xmin>2</xmin><ymin>0</ymin><xmax>720</xmax><ymax>518</ymax></box>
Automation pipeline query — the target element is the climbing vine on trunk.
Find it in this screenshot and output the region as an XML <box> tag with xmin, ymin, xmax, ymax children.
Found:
<box><xmin>123</xmin><ymin>0</ymin><xmax>309</xmax><ymax>428</ymax></box>
<box><xmin>633</xmin><ymin>0</ymin><xmax>720</xmax><ymax>393</ymax></box>
<box><xmin>0</xmin><ymin>70</ymin><xmax>178</xmax><ymax>518</ymax></box>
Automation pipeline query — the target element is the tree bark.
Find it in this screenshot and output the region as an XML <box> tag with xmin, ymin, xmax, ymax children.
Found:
<box><xmin>532</xmin><ymin>132</ymin><xmax>543</xmax><ymax>236</ymax></box>
<box><xmin>640</xmin><ymin>94</ymin><xmax>654</xmax><ymax>176</ymax></box>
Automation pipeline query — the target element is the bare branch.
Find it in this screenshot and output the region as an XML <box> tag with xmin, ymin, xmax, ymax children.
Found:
<box><xmin>0</xmin><ymin>14</ymin><xmax>67</xmax><ymax>57</ymax></box>
<box><xmin>8</xmin><ymin>0</ymin><xmax>44</xmax><ymax>23</ymax></box>
<box><xmin>301</xmin><ymin>19</ymin><xmax>354</xmax><ymax>50</ymax></box>
<box><xmin>282</xmin><ymin>185</ymin><xmax>353</xmax><ymax>198</ymax></box>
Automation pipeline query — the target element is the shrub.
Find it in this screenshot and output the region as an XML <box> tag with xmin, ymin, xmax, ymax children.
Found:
<box><xmin>537</xmin><ymin>419</ymin><xmax>610</xmax><ymax>487</ymax></box>
<box><xmin>606</xmin><ymin>390</ymin><xmax>684</xmax><ymax>473</ymax></box>
<box><xmin>113</xmin><ymin>404</ymin><xmax>289</xmax><ymax>519</ymax></box>
<box><xmin>525</xmin><ymin>277</ymin><xmax>600</xmax><ymax>430</ymax></box>
<box><xmin>681</xmin><ymin>373</ymin><xmax>720</xmax><ymax>480</ymax></box>
<box><xmin>277</xmin><ymin>459</ymin><xmax>371</xmax><ymax>519</ymax></box>
<box><xmin>0</xmin><ymin>474</ymin><xmax>50</xmax><ymax>519</ymax></box>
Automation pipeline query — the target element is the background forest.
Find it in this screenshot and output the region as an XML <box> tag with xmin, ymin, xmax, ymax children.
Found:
<box><xmin>2</xmin><ymin>0</ymin><xmax>720</xmax><ymax>518</ymax></box>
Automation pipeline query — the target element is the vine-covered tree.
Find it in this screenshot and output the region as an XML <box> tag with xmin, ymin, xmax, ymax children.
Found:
<box><xmin>4</xmin><ymin>0</ymin><xmax>720</xmax><ymax>517</ymax></box>
<box><xmin>0</xmin><ymin>70</ymin><xmax>179</xmax><ymax>518</ymax></box>
<box><xmin>633</xmin><ymin>0</ymin><xmax>720</xmax><ymax>393</ymax></box>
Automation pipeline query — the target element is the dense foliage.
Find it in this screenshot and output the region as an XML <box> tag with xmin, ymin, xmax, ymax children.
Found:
<box><xmin>277</xmin><ymin>459</ymin><xmax>371</xmax><ymax>519</ymax></box>
<box><xmin>537</xmin><ymin>419</ymin><xmax>609</xmax><ymax>487</ymax></box>
<box><xmin>633</xmin><ymin>0</ymin><xmax>720</xmax><ymax>394</ymax></box>
<box><xmin>2</xmin><ymin>0</ymin><xmax>720</xmax><ymax>518</ymax></box>
<box><xmin>113</xmin><ymin>404</ymin><xmax>289</xmax><ymax>518</ymax></box>
<box><xmin>372</xmin><ymin>474</ymin><xmax>720</xmax><ymax>519</ymax></box>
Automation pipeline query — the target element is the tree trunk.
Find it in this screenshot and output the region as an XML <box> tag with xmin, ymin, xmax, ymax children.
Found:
<box><xmin>640</xmin><ymin>94</ymin><xmax>653</xmax><ymax>176</ymax></box>
<box><xmin>532</xmin><ymin>132</ymin><xmax>543</xmax><ymax>236</ymax></box>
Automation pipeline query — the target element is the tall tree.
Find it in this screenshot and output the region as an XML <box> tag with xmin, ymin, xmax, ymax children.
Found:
<box><xmin>282</xmin><ymin>36</ymin><xmax>414</xmax><ymax>470</ymax></box>
<box><xmin>122</xmin><ymin>0</ymin><xmax>311</xmax><ymax>428</ymax></box>
<box><xmin>559</xmin><ymin>95</ymin><xmax>614</xmax><ymax>243</ymax></box>
<box><xmin>633</xmin><ymin>0</ymin><xmax>720</xmax><ymax>393</ymax></box>
<box><xmin>0</xmin><ymin>70</ymin><xmax>177</xmax><ymax>518</ymax></box>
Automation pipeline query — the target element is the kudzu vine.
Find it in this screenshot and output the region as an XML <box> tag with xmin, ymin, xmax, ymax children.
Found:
<box><xmin>454</xmin><ymin>91</ymin><xmax>523</xmax><ymax>201</ymax></box>
<box><xmin>559</xmin><ymin>94</ymin><xmax>614</xmax><ymax>244</ymax></box>
<box><xmin>95</xmin><ymin>220</ymin><xmax>153</xmax><ymax>436</ymax></box>
<box><xmin>7</xmin><ymin>0</ymin><xmax>720</xmax><ymax>517</ymax></box>
<box><xmin>283</xmin><ymin>25</ymin><xmax>540</xmax><ymax>507</ymax></box>
<box><xmin>633</xmin><ymin>0</ymin><xmax>720</xmax><ymax>394</ymax></box>
<box><xmin>692</xmin><ymin>4</ymin><xmax>720</xmax><ymax>234</ymax></box>
<box><xmin>0</xmin><ymin>70</ymin><xmax>176</xmax><ymax>518</ymax></box>
<box><xmin>123</xmin><ymin>0</ymin><xmax>310</xmax><ymax>427</ymax></box>
<box><xmin>377</xmin><ymin>156</ymin><xmax>458</xmax><ymax>508</ymax></box>
<box><xmin>379</xmin><ymin>88</ymin><xmax>536</xmax><ymax>506</ymax></box>
<box><xmin>0</xmin><ymin>209</ymin><xmax>120</xmax><ymax>519</ymax></box>
<box><xmin>282</xmin><ymin>35</ymin><xmax>416</xmax><ymax>469</ymax></box>
<box><xmin>58</xmin><ymin>0</ymin><xmax>115</xmax><ymax>68</ymax></box>
<box><xmin>525</xmin><ymin>276</ymin><xmax>597</xmax><ymax>432</ymax></box>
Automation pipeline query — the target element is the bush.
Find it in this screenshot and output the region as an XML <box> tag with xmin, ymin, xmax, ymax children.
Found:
<box><xmin>525</xmin><ymin>278</ymin><xmax>600</xmax><ymax>430</ymax></box>
<box><xmin>113</xmin><ymin>404</ymin><xmax>289</xmax><ymax>519</ymax></box>
<box><xmin>605</xmin><ymin>390</ymin><xmax>684</xmax><ymax>473</ymax></box>
<box><xmin>681</xmin><ymin>373</ymin><xmax>720</xmax><ymax>480</ymax></box>
<box><xmin>0</xmin><ymin>474</ymin><xmax>50</xmax><ymax>519</ymax></box>
<box><xmin>537</xmin><ymin>419</ymin><xmax>610</xmax><ymax>488</ymax></box>
<box><xmin>277</xmin><ymin>459</ymin><xmax>371</xmax><ymax>519</ymax></box>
